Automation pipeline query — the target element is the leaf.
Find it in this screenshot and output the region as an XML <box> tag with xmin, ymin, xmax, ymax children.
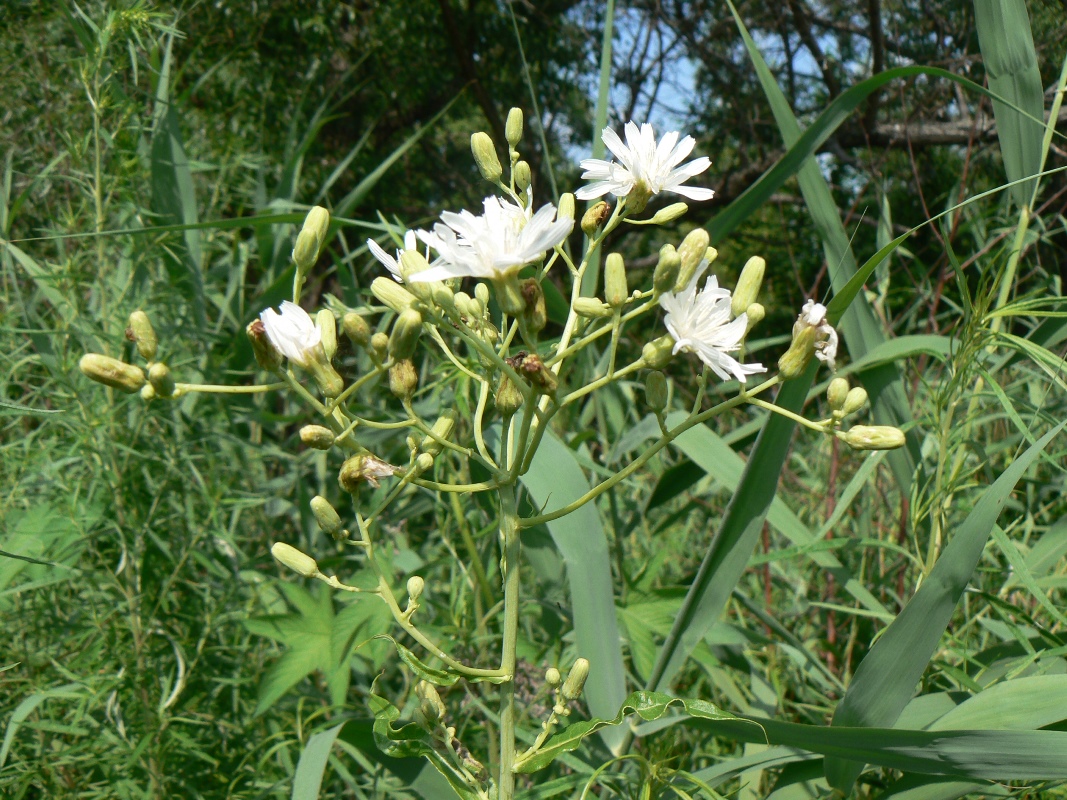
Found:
<box><xmin>1</xmin><ymin>684</ymin><xmax>83</xmax><ymax>769</ymax></box>
<box><xmin>928</xmin><ymin>675</ymin><xmax>1067</xmax><ymax>731</ymax></box>
<box><xmin>374</xmin><ymin>636</ymin><xmax>460</xmax><ymax>686</ymax></box>
<box><xmin>824</xmin><ymin>422</ymin><xmax>1066</xmax><ymax>792</ymax></box>
<box><xmin>292</xmin><ymin>722</ymin><xmax>346</xmax><ymax>800</ymax></box>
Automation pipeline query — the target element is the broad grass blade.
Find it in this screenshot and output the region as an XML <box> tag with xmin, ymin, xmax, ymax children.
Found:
<box><xmin>292</xmin><ymin>722</ymin><xmax>345</xmax><ymax>800</ymax></box>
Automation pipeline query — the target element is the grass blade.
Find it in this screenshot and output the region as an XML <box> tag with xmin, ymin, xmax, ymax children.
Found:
<box><xmin>292</xmin><ymin>722</ymin><xmax>346</xmax><ymax>800</ymax></box>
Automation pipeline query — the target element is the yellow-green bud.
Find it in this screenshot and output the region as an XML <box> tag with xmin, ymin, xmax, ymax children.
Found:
<box><xmin>471</xmin><ymin>132</ymin><xmax>502</xmax><ymax>182</ymax></box>
<box><xmin>642</xmin><ymin>335</ymin><xmax>676</xmax><ymax>369</ymax></box>
<box><xmin>562</xmin><ymin>657</ymin><xmax>590</xmax><ymax>702</ymax></box>
<box><xmin>247</xmin><ymin>319</ymin><xmax>283</xmax><ymax>371</ymax></box>
<box><xmin>744</xmin><ymin>303</ymin><xmax>765</xmax><ymax>333</ymax></box>
<box><xmin>369</xmin><ymin>332</ymin><xmax>389</xmax><ymax>363</ymax></box>
<box><xmin>827</xmin><ymin>377</ymin><xmax>850</xmax><ymax>411</ymax></box>
<box><xmin>316</xmin><ymin>309</ymin><xmax>337</xmax><ymax>361</ymax></box>
<box><xmin>844</xmin><ymin>425</ymin><xmax>906</xmax><ymax>451</ymax></box>
<box><xmin>475</xmin><ymin>283</ymin><xmax>490</xmax><ymax>309</ymax></box>
<box><xmin>652</xmin><ymin>244</ymin><xmax>681</xmax><ymax>294</ymax></box>
<box><xmin>407</xmin><ymin>575</ymin><xmax>425</xmax><ymax>601</ymax></box>
<box><xmin>271</xmin><ymin>542</ymin><xmax>318</xmax><ymax>578</ymax></box>
<box><xmin>389</xmin><ymin>308</ymin><xmax>424</xmax><ymax>360</ymax></box>
<box><xmin>453</xmin><ymin>291</ymin><xmax>473</xmax><ymax>318</ymax></box>
<box><xmin>604</xmin><ymin>253</ymin><xmax>628</xmax><ymax>308</ymax></box>
<box><xmin>731</xmin><ymin>256</ymin><xmax>765</xmax><ymax>318</ymax></box>
<box><xmin>777</xmin><ymin>326</ymin><xmax>817</xmax><ymax>380</ymax></box>
<box><xmin>581</xmin><ymin>201</ymin><xmax>611</xmax><ymax>235</ymax></box>
<box><xmin>645</xmin><ymin>371</ymin><xmax>667</xmax><ymax>412</ymax></box>
<box><xmin>843</xmin><ymin>387</ymin><xmax>869</xmax><ymax>416</ymax></box>
<box><xmin>292</xmin><ymin>206</ymin><xmax>330</xmax><ymax>272</ymax></box>
<box><xmin>505</xmin><ymin>107</ymin><xmax>523</xmax><ymax>147</ymax></box>
<box><xmin>493</xmin><ymin>274</ymin><xmax>526</xmax><ymax>316</ymax></box>
<box><xmin>148</xmin><ymin>363</ymin><xmax>176</xmax><ymax>398</ymax></box>
<box><xmin>389</xmin><ymin>359</ymin><xmax>418</xmax><ymax>400</ymax></box>
<box><xmin>415</xmin><ymin>681</ymin><xmax>446</xmax><ymax>725</ymax></box>
<box><xmin>431</xmin><ymin>282</ymin><xmax>455</xmax><ymax>313</ymax></box>
<box><xmin>674</xmin><ymin>229</ymin><xmax>711</xmax><ymax>291</ymax></box>
<box><xmin>305</xmin><ymin>350</ymin><xmax>344</xmax><ymax>398</ymax></box>
<box><xmin>495</xmin><ymin>376</ymin><xmax>524</xmax><ymax>418</ymax></box>
<box><xmin>339</xmin><ymin>454</ymin><xmax>399</xmax><ymax>492</ymax></box>
<box><xmin>648</xmin><ymin>202</ymin><xmax>688</xmax><ymax>225</ymax></box>
<box><xmin>415</xmin><ymin>452</ymin><xmax>435</xmax><ymax>473</ymax></box>
<box><xmin>626</xmin><ymin>181</ymin><xmax>652</xmax><ymax>214</ymax></box>
<box><xmin>371</xmin><ymin>276</ymin><xmax>418</xmax><ymax>313</ymax></box>
<box><xmin>574</xmin><ymin>297</ymin><xmax>613</xmax><ymax>319</ymax></box>
<box><xmin>514</xmin><ymin>160</ymin><xmax>532</xmax><ymax>191</ymax></box>
<box><xmin>79</xmin><ymin>354</ymin><xmax>146</xmax><ymax>393</ymax></box>
<box><xmin>420</xmin><ymin>412</ymin><xmax>456</xmax><ymax>456</ymax></box>
<box><xmin>140</xmin><ymin>384</ymin><xmax>157</xmax><ymax>401</ymax></box>
<box><xmin>557</xmin><ymin>192</ymin><xmax>575</xmax><ymax>222</ymax></box>
<box><xmin>300</xmin><ymin>425</ymin><xmax>335</xmax><ymax>450</ymax></box>
<box><xmin>310</xmin><ymin>495</ymin><xmax>342</xmax><ymax>535</ymax></box>
<box><xmin>127</xmin><ymin>310</ymin><xmax>158</xmax><ymax>360</ymax></box>
<box><xmin>398</xmin><ymin>250</ymin><xmax>435</xmax><ymax>303</ymax></box>
<box><xmin>545</xmin><ymin>667</ymin><xmax>562</xmax><ymax>687</ymax></box>
<box><xmin>342</xmin><ymin>312</ymin><xmax>371</xmax><ymax>348</ymax></box>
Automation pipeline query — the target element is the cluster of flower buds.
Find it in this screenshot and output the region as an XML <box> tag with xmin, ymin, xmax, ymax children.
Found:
<box><xmin>79</xmin><ymin>309</ymin><xmax>181</xmax><ymax>402</ymax></box>
<box><xmin>824</xmin><ymin>377</ymin><xmax>906</xmax><ymax>450</ymax></box>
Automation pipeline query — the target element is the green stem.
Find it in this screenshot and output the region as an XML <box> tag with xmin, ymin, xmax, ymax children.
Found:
<box><xmin>496</xmin><ymin>484</ymin><xmax>521</xmax><ymax>799</ymax></box>
<box><xmin>176</xmin><ymin>381</ymin><xmax>286</xmax><ymax>394</ymax></box>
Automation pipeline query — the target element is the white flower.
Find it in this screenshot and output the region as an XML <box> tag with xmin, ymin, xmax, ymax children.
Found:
<box><xmin>367</xmin><ymin>230</ymin><xmax>424</xmax><ymax>283</ymax></box>
<box><xmin>659</xmin><ymin>269</ymin><xmax>766</xmax><ymax>383</ymax></box>
<box><xmin>410</xmin><ymin>197</ymin><xmax>573</xmax><ymax>283</ymax></box>
<box><xmin>575</xmin><ymin>121</ymin><xmax>715</xmax><ymax>202</ymax></box>
<box><xmin>795</xmin><ymin>300</ymin><xmax>839</xmax><ymax>370</ymax></box>
<box><xmin>259</xmin><ymin>301</ymin><xmax>322</xmax><ymax>368</ymax></box>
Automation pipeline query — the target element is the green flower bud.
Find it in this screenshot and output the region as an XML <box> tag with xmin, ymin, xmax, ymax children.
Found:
<box><xmin>310</xmin><ymin>495</ymin><xmax>342</xmax><ymax>535</ymax></box>
<box><xmin>652</xmin><ymin>244</ymin><xmax>681</xmax><ymax>294</ymax></box>
<box><xmin>420</xmin><ymin>411</ymin><xmax>456</xmax><ymax>456</ymax></box>
<box><xmin>339</xmin><ymin>454</ymin><xmax>399</xmax><ymax>492</ymax></box>
<box><xmin>316</xmin><ymin>309</ymin><xmax>337</xmax><ymax>361</ymax></box>
<box><xmin>271</xmin><ymin>542</ymin><xmax>319</xmax><ymax>578</ymax></box>
<box><xmin>514</xmin><ymin>160</ymin><xmax>532</xmax><ymax>191</ymax></box>
<box><xmin>407</xmin><ymin>575</ymin><xmax>425</xmax><ymax>601</ymax></box>
<box><xmin>292</xmin><ymin>206</ymin><xmax>330</xmax><ymax>273</ymax></box>
<box><xmin>777</xmin><ymin>326</ymin><xmax>817</xmax><ymax>380</ymax></box>
<box><xmin>148</xmin><ymin>362</ymin><xmax>176</xmax><ymax>398</ymax></box>
<box><xmin>389</xmin><ymin>359</ymin><xmax>418</xmax><ymax>400</ymax></box>
<box><xmin>520</xmin><ymin>278</ymin><xmax>547</xmax><ymax>336</ymax></box>
<box><xmin>300</xmin><ymin>425</ymin><xmax>335</xmax><ymax>450</ymax></box>
<box><xmin>843</xmin><ymin>425</ymin><xmax>906</xmax><ymax>451</ymax></box>
<box><xmin>342</xmin><ymin>312</ymin><xmax>371</xmax><ymax>349</ymax></box>
<box><xmin>843</xmin><ymin>387</ymin><xmax>869</xmax><ymax>416</ymax></box>
<box><xmin>731</xmin><ymin>256</ymin><xmax>765</xmax><ymax>318</ymax></box>
<box><xmin>493</xmin><ymin>274</ymin><xmax>526</xmax><ymax>316</ymax></box>
<box><xmin>389</xmin><ymin>308</ymin><xmax>424</xmax><ymax>360</ymax></box>
<box><xmin>545</xmin><ymin>667</ymin><xmax>562</xmax><ymax>687</ymax></box>
<box><xmin>415</xmin><ymin>681</ymin><xmax>446</xmax><ymax>725</ymax></box>
<box><xmin>474</xmin><ymin>282</ymin><xmax>490</xmax><ymax>309</ymax></box>
<box><xmin>398</xmin><ymin>250</ymin><xmax>436</xmax><ymax>303</ymax></box>
<box><xmin>648</xmin><ymin>202</ymin><xmax>688</xmax><ymax>225</ymax></box>
<box><xmin>674</xmin><ymin>229</ymin><xmax>711</xmax><ymax>291</ymax></box>
<box><xmin>604</xmin><ymin>253</ymin><xmax>628</xmax><ymax>308</ymax></box>
<box><xmin>453</xmin><ymin>291</ymin><xmax>474</xmax><ymax>318</ymax></box>
<box><xmin>371</xmin><ymin>276</ymin><xmax>418</xmax><ymax>313</ymax></box>
<box><xmin>140</xmin><ymin>384</ymin><xmax>157</xmax><ymax>401</ymax></box>
<box><xmin>369</xmin><ymin>332</ymin><xmax>389</xmax><ymax>363</ymax></box>
<box><xmin>471</xmin><ymin>132</ymin><xmax>502</xmax><ymax>182</ymax></box>
<box><xmin>562</xmin><ymin>657</ymin><xmax>590</xmax><ymax>701</ymax></box>
<box><xmin>495</xmin><ymin>375</ymin><xmax>524</xmax><ymax>418</ymax></box>
<box><xmin>431</xmin><ymin>282</ymin><xmax>455</xmax><ymax>314</ymax></box>
<box><xmin>247</xmin><ymin>319</ymin><xmax>284</xmax><ymax>371</ymax></box>
<box><xmin>573</xmin><ymin>297</ymin><xmax>613</xmax><ymax>319</ymax></box>
<box><xmin>79</xmin><ymin>353</ymin><xmax>146</xmax><ymax>393</ymax></box>
<box><xmin>127</xmin><ymin>310</ymin><xmax>158</xmax><ymax>360</ymax></box>
<box><xmin>744</xmin><ymin>303</ymin><xmax>765</xmax><ymax>333</ymax></box>
<box><xmin>827</xmin><ymin>377</ymin><xmax>850</xmax><ymax>411</ymax></box>
<box><xmin>557</xmin><ymin>192</ymin><xmax>575</xmax><ymax>222</ymax></box>
<box><xmin>645</xmin><ymin>371</ymin><xmax>667</xmax><ymax>412</ymax></box>
<box><xmin>642</xmin><ymin>335</ymin><xmax>675</xmax><ymax>369</ymax></box>
<box><xmin>415</xmin><ymin>452</ymin><xmax>435</xmax><ymax>473</ymax></box>
<box><xmin>505</xmin><ymin>107</ymin><xmax>523</xmax><ymax>148</ymax></box>
<box><xmin>626</xmin><ymin>181</ymin><xmax>652</xmax><ymax>214</ymax></box>
<box><xmin>305</xmin><ymin>349</ymin><xmax>344</xmax><ymax>398</ymax></box>
<box><xmin>581</xmin><ymin>201</ymin><xmax>611</xmax><ymax>235</ymax></box>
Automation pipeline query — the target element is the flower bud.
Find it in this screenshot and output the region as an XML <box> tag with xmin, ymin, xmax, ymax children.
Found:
<box><xmin>310</xmin><ymin>495</ymin><xmax>342</xmax><ymax>535</ymax></box>
<box><xmin>557</xmin><ymin>192</ymin><xmax>575</xmax><ymax>222</ymax></box>
<box><xmin>731</xmin><ymin>256</ymin><xmax>765</xmax><ymax>318</ymax></box>
<box><xmin>514</xmin><ymin>160</ymin><xmax>532</xmax><ymax>191</ymax></box>
<box><xmin>475</xmin><ymin>282</ymin><xmax>491</xmax><ymax>308</ymax></box>
<box><xmin>516</xmin><ymin>352</ymin><xmax>558</xmax><ymax>395</ymax></box>
<box><xmin>415</xmin><ymin>681</ymin><xmax>446</xmax><ymax>725</ymax></box>
<box><xmin>342</xmin><ymin>312</ymin><xmax>371</xmax><ymax>349</ymax></box>
<box><xmin>573</xmin><ymin>297</ymin><xmax>613</xmax><ymax>319</ymax></box>
<box><xmin>339</xmin><ymin>454</ymin><xmax>399</xmax><ymax>492</ymax></box>
<box><xmin>471</xmin><ymin>132</ymin><xmax>502</xmax><ymax>182</ymax></box>
<box><xmin>389</xmin><ymin>308</ymin><xmax>424</xmax><ymax>360</ymax></box>
<box><xmin>79</xmin><ymin>354</ymin><xmax>146</xmax><ymax>393</ymax></box>
<box><xmin>545</xmin><ymin>667</ymin><xmax>562</xmax><ymax>687</ymax></box>
<box><xmin>148</xmin><ymin>362</ymin><xmax>176</xmax><ymax>398</ymax></box>
<box><xmin>306</xmin><ymin>350</ymin><xmax>344</xmax><ymax>398</ymax></box>
<box><xmin>652</xmin><ymin>244</ymin><xmax>681</xmax><ymax>294</ymax></box>
<box><xmin>648</xmin><ymin>202</ymin><xmax>688</xmax><ymax>225</ymax></box>
<box><xmin>140</xmin><ymin>384</ymin><xmax>157</xmax><ymax>401</ymax></box>
<box><xmin>420</xmin><ymin>412</ymin><xmax>456</xmax><ymax>456</ymax></box>
<box><xmin>372</xmin><ymin>276</ymin><xmax>418</xmax><ymax>313</ymax></box>
<box><xmin>398</xmin><ymin>250</ymin><xmax>436</xmax><ymax>303</ymax></box>
<box><xmin>454</xmin><ymin>291</ymin><xmax>474</xmax><ymax>319</ymax></box>
<box><xmin>520</xmin><ymin>278</ymin><xmax>547</xmax><ymax>336</ymax></box>
<box><xmin>674</xmin><ymin>229</ymin><xmax>710</xmax><ymax>291</ymax></box>
<box><xmin>389</xmin><ymin>359</ymin><xmax>418</xmax><ymax>400</ymax></box>
<box><xmin>827</xmin><ymin>377</ymin><xmax>850</xmax><ymax>411</ymax></box>
<box><xmin>627</xmin><ymin>181</ymin><xmax>653</xmax><ymax>214</ymax></box>
<box><xmin>604</xmin><ymin>253</ymin><xmax>628</xmax><ymax>308</ymax></box>
<box><xmin>844</xmin><ymin>425</ymin><xmax>906</xmax><ymax>451</ymax></box>
<box><xmin>495</xmin><ymin>376</ymin><xmax>524</xmax><ymax>418</ymax></box>
<box><xmin>415</xmin><ymin>452</ymin><xmax>435</xmax><ymax>473</ymax></box>
<box><xmin>744</xmin><ymin>303</ymin><xmax>765</xmax><ymax>333</ymax></box>
<box><xmin>292</xmin><ymin>206</ymin><xmax>330</xmax><ymax>273</ymax></box>
<box><xmin>316</xmin><ymin>309</ymin><xmax>337</xmax><ymax>361</ymax></box>
<box><xmin>247</xmin><ymin>319</ymin><xmax>284</xmax><ymax>371</ymax></box>
<box><xmin>505</xmin><ymin>107</ymin><xmax>523</xmax><ymax>148</ymax></box>
<box><xmin>431</xmin><ymin>282</ymin><xmax>455</xmax><ymax>314</ymax></box>
<box><xmin>777</xmin><ymin>326</ymin><xmax>817</xmax><ymax>380</ymax></box>
<box><xmin>271</xmin><ymin>542</ymin><xmax>318</xmax><ymax>578</ymax></box>
<box><xmin>645</xmin><ymin>371</ymin><xmax>667</xmax><ymax>412</ymax></box>
<box><xmin>562</xmin><ymin>657</ymin><xmax>590</xmax><ymax>701</ymax></box>
<box><xmin>843</xmin><ymin>387</ymin><xmax>868</xmax><ymax>417</ymax></box>
<box><xmin>300</xmin><ymin>425</ymin><xmax>335</xmax><ymax>450</ymax></box>
<box><xmin>494</xmin><ymin>274</ymin><xmax>526</xmax><ymax>316</ymax></box>
<box><xmin>581</xmin><ymin>201</ymin><xmax>611</xmax><ymax>235</ymax></box>
<box><xmin>127</xmin><ymin>310</ymin><xmax>158</xmax><ymax>360</ymax></box>
<box><xmin>407</xmin><ymin>575</ymin><xmax>425</xmax><ymax>601</ymax></box>
<box><xmin>370</xmin><ymin>332</ymin><xmax>389</xmax><ymax>363</ymax></box>
<box><xmin>642</xmin><ymin>335</ymin><xmax>675</xmax><ymax>369</ymax></box>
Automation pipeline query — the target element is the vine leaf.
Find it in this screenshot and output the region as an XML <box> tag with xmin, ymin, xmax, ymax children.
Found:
<box><xmin>374</xmin><ymin>635</ymin><xmax>460</xmax><ymax>686</ymax></box>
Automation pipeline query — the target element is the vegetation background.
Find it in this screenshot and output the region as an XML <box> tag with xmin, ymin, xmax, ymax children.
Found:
<box><xmin>2</xmin><ymin>0</ymin><xmax>1067</xmax><ymax>797</ymax></box>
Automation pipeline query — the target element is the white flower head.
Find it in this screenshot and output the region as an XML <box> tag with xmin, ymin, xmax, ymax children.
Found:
<box><xmin>576</xmin><ymin>121</ymin><xmax>715</xmax><ymax>202</ymax></box>
<box><xmin>259</xmin><ymin>301</ymin><xmax>322</xmax><ymax>368</ymax></box>
<box><xmin>795</xmin><ymin>299</ymin><xmax>839</xmax><ymax>370</ymax></box>
<box><xmin>410</xmin><ymin>197</ymin><xmax>573</xmax><ymax>283</ymax></box>
<box><xmin>367</xmin><ymin>230</ymin><xmax>422</xmax><ymax>283</ymax></box>
<box><xmin>659</xmin><ymin>266</ymin><xmax>766</xmax><ymax>383</ymax></box>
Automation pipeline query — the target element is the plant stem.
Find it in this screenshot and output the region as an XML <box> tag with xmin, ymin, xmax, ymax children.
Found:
<box><xmin>496</xmin><ymin>483</ymin><xmax>521</xmax><ymax>799</ymax></box>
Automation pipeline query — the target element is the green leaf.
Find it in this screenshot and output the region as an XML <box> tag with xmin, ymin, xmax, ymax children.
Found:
<box><xmin>928</xmin><ymin>675</ymin><xmax>1067</xmax><ymax>731</ymax></box>
<box><xmin>374</xmin><ymin>636</ymin><xmax>460</xmax><ymax>686</ymax></box>
<box><xmin>824</xmin><ymin>422</ymin><xmax>1066</xmax><ymax>792</ymax></box>
<box><xmin>292</xmin><ymin>722</ymin><xmax>346</xmax><ymax>800</ymax></box>
<box><xmin>1</xmin><ymin>684</ymin><xmax>83</xmax><ymax>769</ymax></box>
